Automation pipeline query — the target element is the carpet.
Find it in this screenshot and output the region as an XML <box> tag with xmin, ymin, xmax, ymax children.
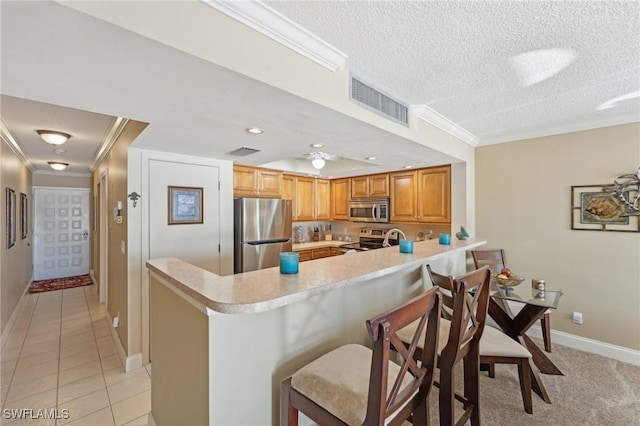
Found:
<box><xmin>29</xmin><ymin>274</ymin><xmax>94</xmax><ymax>293</ymax></box>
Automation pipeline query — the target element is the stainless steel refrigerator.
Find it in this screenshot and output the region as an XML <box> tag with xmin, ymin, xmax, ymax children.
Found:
<box><xmin>234</xmin><ymin>198</ymin><xmax>293</xmax><ymax>273</ymax></box>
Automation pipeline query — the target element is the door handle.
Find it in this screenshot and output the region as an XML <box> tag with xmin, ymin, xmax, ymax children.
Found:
<box><xmin>83</xmin><ymin>231</ymin><xmax>89</xmax><ymax>240</ymax></box>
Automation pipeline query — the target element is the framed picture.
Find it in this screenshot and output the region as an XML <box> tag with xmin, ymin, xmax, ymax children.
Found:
<box><xmin>6</xmin><ymin>187</ymin><xmax>16</xmax><ymax>248</ymax></box>
<box><xmin>571</xmin><ymin>184</ymin><xmax>639</xmax><ymax>232</ymax></box>
<box><xmin>20</xmin><ymin>193</ymin><xmax>27</xmax><ymax>239</ymax></box>
<box><xmin>168</xmin><ymin>186</ymin><xmax>203</xmax><ymax>225</ymax></box>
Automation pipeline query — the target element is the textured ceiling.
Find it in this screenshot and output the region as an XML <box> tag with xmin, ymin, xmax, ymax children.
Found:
<box><xmin>266</xmin><ymin>0</ymin><xmax>640</xmax><ymax>144</ymax></box>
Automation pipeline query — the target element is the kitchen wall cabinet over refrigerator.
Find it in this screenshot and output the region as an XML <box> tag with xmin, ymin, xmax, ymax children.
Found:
<box><xmin>390</xmin><ymin>165</ymin><xmax>451</xmax><ymax>223</ymax></box>
<box><xmin>233</xmin><ymin>165</ymin><xmax>282</xmax><ymax>198</ymax></box>
<box><xmin>285</xmin><ymin>175</ymin><xmax>330</xmax><ymax>221</ymax></box>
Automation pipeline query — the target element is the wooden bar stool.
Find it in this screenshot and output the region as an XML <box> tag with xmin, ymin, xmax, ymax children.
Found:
<box><xmin>398</xmin><ymin>266</ymin><xmax>491</xmax><ymax>425</ymax></box>
<box><xmin>281</xmin><ymin>287</ymin><xmax>442</xmax><ymax>426</ymax></box>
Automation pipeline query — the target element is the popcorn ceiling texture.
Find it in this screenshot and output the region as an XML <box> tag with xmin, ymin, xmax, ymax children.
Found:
<box><xmin>266</xmin><ymin>1</ymin><xmax>640</xmax><ymax>144</ymax></box>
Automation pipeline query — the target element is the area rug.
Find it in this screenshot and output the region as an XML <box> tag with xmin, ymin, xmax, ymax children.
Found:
<box><xmin>29</xmin><ymin>274</ymin><xmax>94</xmax><ymax>293</ymax></box>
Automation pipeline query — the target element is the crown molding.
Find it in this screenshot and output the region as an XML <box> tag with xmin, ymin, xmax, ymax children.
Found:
<box><xmin>0</xmin><ymin>116</ymin><xmax>35</xmax><ymax>171</ymax></box>
<box><xmin>412</xmin><ymin>106</ymin><xmax>480</xmax><ymax>147</ymax></box>
<box><xmin>91</xmin><ymin>117</ymin><xmax>129</xmax><ymax>172</ymax></box>
<box><xmin>201</xmin><ymin>0</ymin><xmax>347</xmax><ymax>72</ymax></box>
<box><xmin>33</xmin><ymin>170</ymin><xmax>92</xmax><ymax>178</ymax></box>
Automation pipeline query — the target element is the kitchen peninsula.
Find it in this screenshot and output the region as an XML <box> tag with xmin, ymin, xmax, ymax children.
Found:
<box><xmin>146</xmin><ymin>238</ymin><xmax>485</xmax><ymax>425</ymax></box>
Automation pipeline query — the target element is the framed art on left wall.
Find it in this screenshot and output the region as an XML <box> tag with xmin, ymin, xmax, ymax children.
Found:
<box><xmin>6</xmin><ymin>187</ymin><xmax>16</xmax><ymax>248</ymax></box>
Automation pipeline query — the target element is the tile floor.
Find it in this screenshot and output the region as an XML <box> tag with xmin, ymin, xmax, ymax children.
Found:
<box><xmin>1</xmin><ymin>284</ymin><xmax>151</xmax><ymax>425</ymax></box>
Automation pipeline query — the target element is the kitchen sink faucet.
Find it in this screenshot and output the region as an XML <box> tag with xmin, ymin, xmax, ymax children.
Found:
<box><xmin>382</xmin><ymin>228</ymin><xmax>407</xmax><ymax>247</ymax></box>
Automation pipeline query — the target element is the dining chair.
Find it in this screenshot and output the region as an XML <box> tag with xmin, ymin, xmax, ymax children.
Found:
<box><xmin>281</xmin><ymin>287</ymin><xmax>442</xmax><ymax>426</ymax></box>
<box><xmin>471</xmin><ymin>249</ymin><xmax>552</xmax><ymax>352</ymax></box>
<box><xmin>426</xmin><ymin>265</ymin><xmax>532</xmax><ymax>415</ymax></box>
<box><xmin>399</xmin><ymin>265</ymin><xmax>491</xmax><ymax>425</ymax></box>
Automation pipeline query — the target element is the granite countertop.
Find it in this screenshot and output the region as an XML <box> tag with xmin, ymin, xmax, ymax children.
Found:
<box><xmin>146</xmin><ymin>238</ymin><xmax>486</xmax><ymax>315</ymax></box>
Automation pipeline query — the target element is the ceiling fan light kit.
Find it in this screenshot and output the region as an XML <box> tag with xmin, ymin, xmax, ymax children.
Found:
<box><xmin>37</xmin><ymin>130</ymin><xmax>71</xmax><ymax>145</ymax></box>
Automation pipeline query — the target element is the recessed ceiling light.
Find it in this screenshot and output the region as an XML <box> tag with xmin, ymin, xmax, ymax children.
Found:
<box><xmin>404</xmin><ymin>165</ymin><xmax>413</xmax><ymax>169</ymax></box>
<box><xmin>53</xmin><ymin>148</ymin><xmax>66</xmax><ymax>155</ymax></box>
<box><xmin>37</xmin><ymin>130</ymin><xmax>71</xmax><ymax>145</ymax></box>
<box><xmin>366</xmin><ymin>156</ymin><xmax>378</xmax><ymax>160</ymax></box>
<box><xmin>310</xmin><ymin>143</ymin><xmax>325</xmax><ymax>148</ymax></box>
<box><xmin>245</xmin><ymin>127</ymin><xmax>264</xmax><ymax>134</ymax></box>
<box><xmin>48</xmin><ymin>162</ymin><xmax>69</xmax><ymax>171</ymax></box>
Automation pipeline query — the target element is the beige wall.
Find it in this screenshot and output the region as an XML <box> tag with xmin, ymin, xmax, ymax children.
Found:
<box><xmin>476</xmin><ymin>123</ymin><xmax>640</xmax><ymax>351</ymax></box>
<box><xmin>1</xmin><ymin>141</ymin><xmax>33</xmax><ymax>335</ymax></box>
<box><xmin>32</xmin><ymin>174</ymin><xmax>91</xmax><ymax>188</ymax></box>
<box><xmin>92</xmin><ymin>121</ymin><xmax>147</xmax><ymax>354</ymax></box>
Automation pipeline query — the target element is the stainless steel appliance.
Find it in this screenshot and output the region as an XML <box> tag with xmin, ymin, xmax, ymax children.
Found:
<box><xmin>348</xmin><ymin>197</ymin><xmax>390</xmax><ymax>223</ymax></box>
<box><xmin>338</xmin><ymin>227</ymin><xmax>400</xmax><ymax>253</ymax></box>
<box><xmin>234</xmin><ymin>198</ymin><xmax>292</xmax><ymax>273</ymax></box>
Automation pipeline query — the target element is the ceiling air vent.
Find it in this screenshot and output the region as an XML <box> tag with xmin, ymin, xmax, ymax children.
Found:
<box><xmin>350</xmin><ymin>76</ymin><xmax>409</xmax><ymax>126</ymax></box>
<box><xmin>228</xmin><ymin>147</ymin><xmax>260</xmax><ymax>157</ymax></box>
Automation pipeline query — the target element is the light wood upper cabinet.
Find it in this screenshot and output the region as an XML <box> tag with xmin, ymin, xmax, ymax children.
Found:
<box><xmin>417</xmin><ymin>166</ymin><xmax>451</xmax><ymax>223</ymax></box>
<box><xmin>315</xmin><ymin>179</ymin><xmax>331</xmax><ymax>220</ymax></box>
<box><xmin>286</xmin><ymin>175</ymin><xmax>330</xmax><ymax>221</ymax></box>
<box><xmin>233</xmin><ymin>165</ymin><xmax>283</xmax><ymax>198</ymax></box>
<box><xmin>295</xmin><ymin>176</ymin><xmax>315</xmax><ymax>221</ymax></box>
<box><xmin>390</xmin><ymin>171</ymin><xmax>418</xmax><ymax>222</ymax></box>
<box><xmin>390</xmin><ymin>165</ymin><xmax>450</xmax><ymax>223</ymax></box>
<box><xmin>331</xmin><ymin>178</ymin><xmax>350</xmax><ymax>220</ymax></box>
<box><xmin>350</xmin><ymin>173</ymin><xmax>389</xmax><ymax>198</ymax></box>
<box><xmin>281</xmin><ymin>175</ymin><xmax>295</xmax><ymax>200</ymax></box>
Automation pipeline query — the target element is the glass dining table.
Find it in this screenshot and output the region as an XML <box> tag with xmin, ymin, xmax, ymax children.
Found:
<box><xmin>488</xmin><ymin>280</ymin><xmax>564</xmax><ymax>404</ymax></box>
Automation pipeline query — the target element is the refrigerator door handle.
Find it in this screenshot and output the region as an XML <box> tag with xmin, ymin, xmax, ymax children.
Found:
<box><xmin>246</xmin><ymin>238</ymin><xmax>291</xmax><ymax>245</ymax></box>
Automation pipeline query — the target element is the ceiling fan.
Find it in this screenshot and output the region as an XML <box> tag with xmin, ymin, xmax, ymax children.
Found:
<box><xmin>303</xmin><ymin>151</ymin><xmax>339</xmax><ymax>170</ymax></box>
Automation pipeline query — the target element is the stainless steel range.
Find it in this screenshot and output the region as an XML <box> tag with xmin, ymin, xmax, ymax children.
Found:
<box><xmin>339</xmin><ymin>227</ymin><xmax>401</xmax><ymax>253</ymax></box>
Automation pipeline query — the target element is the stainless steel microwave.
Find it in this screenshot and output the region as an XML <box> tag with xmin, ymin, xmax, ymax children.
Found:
<box><xmin>349</xmin><ymin>197</ymin><xmax>390</xmax><ymax>223</ymax></box>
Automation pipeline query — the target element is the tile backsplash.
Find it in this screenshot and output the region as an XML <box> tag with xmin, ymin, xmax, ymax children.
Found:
<box><xmin>292</xmin><ymin>220</ymin><xmax>451</xmax><ymax>243</ymax></box>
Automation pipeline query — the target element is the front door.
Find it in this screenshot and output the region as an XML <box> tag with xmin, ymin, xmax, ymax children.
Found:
<box><xmin>33</xmin><ymin>187</ymin><xmax>91</xmax><ymax>280</ymax></box>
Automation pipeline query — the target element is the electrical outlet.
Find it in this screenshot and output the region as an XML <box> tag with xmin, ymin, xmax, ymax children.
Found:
<box><xmin>113</xmin><ymin>312</ymin><xmax>120</xmax><ymax>328</ymax></box>
<box><xmin>572</xmin><ymin>311</ymin><xmax>583</xmax><ymax>324</ymax></box>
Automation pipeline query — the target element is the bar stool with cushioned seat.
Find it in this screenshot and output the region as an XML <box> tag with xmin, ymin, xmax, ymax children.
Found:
<box><xmin>399</xmin><ymin>266</ymin><xmax>492</xmax><ymax>426</ymax></box>
<box><xmin>281</xmin><ymin>287</ymin><xmax>442</xmax><ymax>426</ymax></box>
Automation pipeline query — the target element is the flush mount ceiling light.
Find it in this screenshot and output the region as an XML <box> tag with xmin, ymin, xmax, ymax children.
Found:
<box><xmin>310</xmin><ymin>143</ymin><xmax>325</xmax><ymax>148</ymax></box>
<box><xmin>508</xmin><ymin>48</ymin><xmax>576</xmax><ymax>87</ymax></box>
<box><xmin>245</xmin><ymin>127</ymin><xmax>264</xmax><ymax>134</ymax></box>
<box><xmin>37</xmin><ymin>130</ymin><xmax>71</xmax><ymax>145</ymax></box>
<box><xmin>366</xmin><ymin>156</ymin><xmax>378</xmax><ymax>160</ymax></box>
<box><xmin>403</xmin><ymin>165</ymin><xmax>413</xmax><ymax>169</ymax></box>
<box><xmin>311</xmin><ymin>158</ymin><xmax>325</xmax><ymax>169</ymax></box>
<box><xmin>48</xmin><ymin>162</ymin><xmax>69</xmax><ymax>171</ymax></box>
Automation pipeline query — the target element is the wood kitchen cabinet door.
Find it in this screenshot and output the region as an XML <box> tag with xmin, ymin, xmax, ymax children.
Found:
<box><xmin>233</xmin><ymin>165</ymin><xmax>258</xmax><ymax>197</ymax></box>
<box><xmin>257</xmin><ymin>169</ymin><xmax>282</xmax><ymax>198</ymax></box>
<box><xmin>295</xmin><ymin>177</ymin><xmax>315</xmax><ymax>221</ymax></box>
<box><xmin>315</xmin><ymin>179</ymin><xmax>331</xmax><ymax>220</ymax></box>
<box><xmin>331</xmin><ymin>178</ymin><xmax>350</xmax><ymax>220</ymax></box>
<box><xmin>368</xmin><ymin>173</ymin><xmax>389</xmax><ymax>197</ymax></box>
<box><xmin>417</xmin><ymin>166</ymin><xmax>451</xmax><ymax>223</ymax></box>
<box><xmin>390</xmin><ymin>171</ymin><xmax>418</xmax><ymax>222</ymax></box>
<box><xmin>350</xmin><ymin>174</ymin><xmax>389</xmax><ymax>198</ymax></box>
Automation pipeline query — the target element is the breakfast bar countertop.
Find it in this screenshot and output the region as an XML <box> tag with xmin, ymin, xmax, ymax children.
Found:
<box><xmin>146</xmin><ymin>238</ymin><xmax>486</xmax><ymax>315</ymax></box>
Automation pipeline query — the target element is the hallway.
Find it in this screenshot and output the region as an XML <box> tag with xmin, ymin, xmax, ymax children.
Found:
<box><xmin>1</xmin><ymin>284</ymin><xmax>150</xmax><ymax>425</ymax></box>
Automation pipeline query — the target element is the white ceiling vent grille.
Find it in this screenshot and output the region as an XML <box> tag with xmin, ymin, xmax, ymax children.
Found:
<box><xmin>228</xmin><ymin>147</ymin><xmax>260</xmax><ymax>157</ymax></box>
<box><xmin>350</xmin><ymin>76</ymin><xmax>409</xmax><ymax>126</ymax></box>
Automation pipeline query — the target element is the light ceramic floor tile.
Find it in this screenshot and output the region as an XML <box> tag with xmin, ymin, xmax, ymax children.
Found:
<box><xmin>57</xmin><ymin>389</ymin><xmax>110</xmax><ymax>425</ymax></box>
<box><xmin>59</xmin><ymin>360</ymin><xmax>103</xmax><ymax>387</ymax></box>
<box><xmin>2</xmin><ymin>389</ymin><xmax>57</xmax><ymax>413</ymax></box>
<box><xmin>61</xmin><ymin>324</ymin><xmax>94</xmax><ymax>338</ymax></box>
<box><xmin>60</xmin><ymin>340</ymin><xmax>98</xmax><ymax>358</ymax></box>
<box><xmin>106</xmin><ymin>369</ymin><xmax>150</xmax><ymax>404</ymax></box>
<box><xmin>1</xmin><ymin>371</ymin><xmax>14</xmax><ymax>389</ymax></box>
<box><xmin>12</xmin><ymin>359</ymin><xmax>59</xmax><ymax>384</ymax></box>
<box><xmin>5</xmin><ymin>372</ymin><xmax>58</xmax><ymax>404</ymax></box>
<box><xmin>1</xmin><ymin>358</ymin><xmax>18</xmax><ymax>375</ymax></box>
<box><xmin>100</xmin><ymin>355</ymin><xmax>122</xmax><ymax>373</ymax></box>
<box><xmin>111</xmin><ymin>390</ymin><xmax>150</xmax><ymax>426</ymax></box>
<box><xmin>57</xmin><ymin>374</ymin><xmax>105</xmax><ymax>404</ymax></box>
<box><xmin>19</xmin><ymin>340</ymin><xmax>60</xmax><ymax>359</ymax></box>
<box><xmin>121</xmin><ymin>414</ymin><xmax>148</xmax><ymax>426</ymax></box>
<box><xmin>59</xmin><ymin>348</ymin><xmax>100</xmax><ymax>371</ymax></box>
<box><xmin>60</xmin><ymin>331</ymin><xmax>95</xmax><ymax>347</ymax></box>
<box><xmin>92</xmin><ymin>325</ymin><xmax>110</xmax><ymax>339</ymax></box>
<box><xmin>15</xmin><ymin>348</ymin><xmax>59</xmax><ymax>370</ymax></box>
<box><xmin>64</xmin><ymin>406</ymin><xmax>115</xmax><ymax>426</ymax></box>
<box><xmin>102</xmin><ymin>368</ymin><xmax>131</xmax><ymax>388</ymax></box>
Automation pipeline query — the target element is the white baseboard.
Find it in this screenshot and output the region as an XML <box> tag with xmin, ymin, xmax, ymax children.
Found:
<box><xmin>1</xmin><ymin>279</ymin><xmax>32</xmax><ymax>350</ymax></box>
<box><xmin>527</xmin><ymin>325</ymin><xmax>640</xmax><ymax>366</ymax></box>
<box><xmin>105</xmin><ymin>309</ymin><xmax>143</xmax><ymax>372</ymax></box>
